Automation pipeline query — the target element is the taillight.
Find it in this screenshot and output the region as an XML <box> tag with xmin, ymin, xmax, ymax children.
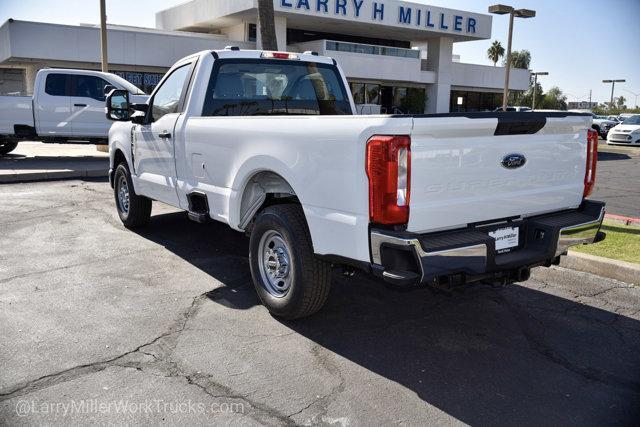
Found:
<box><xmin>584</xmin><ymin>129</ymin><xmax>598</xmax><ymax>198</ymax></box>
<box><xmin>366</xmin><ymin>135</ymin><xmax>411</xmax><ymax>225</ymax></box>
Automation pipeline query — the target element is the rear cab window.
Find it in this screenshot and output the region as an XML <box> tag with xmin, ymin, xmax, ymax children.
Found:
<box><xmin>202</xmin><ymin>59</ymin><xmax>351</xmax><ymax>116</ymax></box>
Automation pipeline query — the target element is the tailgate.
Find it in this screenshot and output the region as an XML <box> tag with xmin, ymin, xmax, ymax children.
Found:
<box><xmin>407</xmin><ymin>113</ymin><xmax>590</xmax><ymax>233</ymax></box>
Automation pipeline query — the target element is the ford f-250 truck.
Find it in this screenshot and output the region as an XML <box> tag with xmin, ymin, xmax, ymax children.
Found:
<box><xmin>105</xmin><ymin>48</ymin><xmax>605</xmax><ymax>319</ymax></box>
<box><xmin>0</xmin><ymin>68</ymin><xmax>147</xmax><ymax>155</ymax></box>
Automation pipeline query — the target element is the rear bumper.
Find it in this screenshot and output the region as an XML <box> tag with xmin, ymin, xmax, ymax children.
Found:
<box><xmin>370</xmin><ymin>200</ymin><xmax>605</xmax><ymax>286</ymax></box>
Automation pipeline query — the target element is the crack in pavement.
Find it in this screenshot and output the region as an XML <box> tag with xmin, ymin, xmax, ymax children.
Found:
<box><xmin>286</xmin><ymin>344</ymin><xmax>347</xmax><ymax>421</ymax></box>
<box><xmin>0</xmin><ymin>247</ymin><xmax>162</xmax><ymax>285</ymax></box>
<box><xmin>489</xmin><ymin>291</ymin><xmax>640</xmax><ymax>394</ymax></box>
<box><xmin>0</xmin><ymin>293</ymin><xmax>206</xmax><ymax>400</ymax></box>
<box><xmin>0</xmin><ymin>292</ymin><xmax>314</xmax><ymax>426</ymax></box>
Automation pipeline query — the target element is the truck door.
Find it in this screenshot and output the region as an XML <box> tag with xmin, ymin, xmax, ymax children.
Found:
<box><xmin>70</xmin><ymin>74</ymin><xmax>112</xmax><ymax>139</ymax></box>
<box><xmin>133</xmin><ymin>62</ymin><xmax>194</xmax><ymax>205</ymax></box>
<box><xmin>35</xmin><ymin>72</ymin><xmax>73</xmax><ymax>137</ymax></box>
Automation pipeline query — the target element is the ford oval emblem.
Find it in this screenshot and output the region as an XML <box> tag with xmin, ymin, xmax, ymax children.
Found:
<box><xmin>501</xmin><ymin>153</ymin><xmax>527</xmax><ymax>169</ymax></box>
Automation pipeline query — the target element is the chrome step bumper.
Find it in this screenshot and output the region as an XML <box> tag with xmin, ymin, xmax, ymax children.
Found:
<box><xmin>370</xmin><ymin>200</ymin><xmax>605</xmax><ymax>285</ymax></box>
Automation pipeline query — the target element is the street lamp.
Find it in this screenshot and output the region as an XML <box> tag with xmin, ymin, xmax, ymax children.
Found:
<box><xmin>530</xmin><ymin>71</ymin><xmax>548</xmax><ymax>110</ymax></box>
<box><xmin>489</xmin><ymin>4</ymin><xmax>536</xmax><ymax>111</ymax></box>
<box><xmin>602</xmin><ymin>79</ymin><xmax>625</xmax><ymax>109</ymax></box>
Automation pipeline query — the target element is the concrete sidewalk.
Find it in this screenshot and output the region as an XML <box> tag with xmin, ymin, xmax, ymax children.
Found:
<box><xmin>0</xmin><ymin>141</ymin><xmax>108</xmax><ymax>183</ymax></box>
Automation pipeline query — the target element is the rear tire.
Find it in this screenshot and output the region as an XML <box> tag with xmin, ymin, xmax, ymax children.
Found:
<box><xmin>114</xmin><ymin>162</ymin><xmax>151</xmax><ymax>228</ymax></box>
<box><xmin>0</xmin><ymin>140</ymin><xmax>18</xmax><ymax>156</ymax></box>
<box><xmin>249</xmin><ymin>204</ymin><xmax>332</xmax><ymax>319</ymax></box>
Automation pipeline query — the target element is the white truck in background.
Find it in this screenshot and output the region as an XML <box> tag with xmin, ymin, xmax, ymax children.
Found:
<box><xmin>106</xmin><ymin>48</ymin><xmax>606</xmax><ymax>319</ymax></box>
<box><xmin>0</xmin><ymin>69</ymin><xmax>147</xmax><ymax>155</ymax></box>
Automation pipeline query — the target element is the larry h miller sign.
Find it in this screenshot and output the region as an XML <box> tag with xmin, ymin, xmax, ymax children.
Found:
<box><xmin>276</xmin><ymin>0</ymin><xmax>491</xmax><ymax>38</ymax></box>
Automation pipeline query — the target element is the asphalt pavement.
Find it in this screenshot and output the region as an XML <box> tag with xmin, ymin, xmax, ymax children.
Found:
<box><xmin>0</xmin><ymin>179</ymin><xmax>639</xmax><ymax>425</ymax></box>
<box><xmin>594</xmin><ymin>144</ymin><xmax>640</xmax><ymax>218</ymax></box>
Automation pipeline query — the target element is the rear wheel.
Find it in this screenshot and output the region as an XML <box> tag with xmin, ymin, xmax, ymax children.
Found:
<box><xmin>114</xmin><ymin>162</ymin><xmax>152</xmax><ymax>228</ymax></box>
<box><xmin>0</xmin><ymin>140</ymin><xmax>18</xmax><ymax>156</ymax></box>
<box><xmin>249</xmin><ymin>204</ymin><xmax>332</xmax><ymax>319</ymax></box>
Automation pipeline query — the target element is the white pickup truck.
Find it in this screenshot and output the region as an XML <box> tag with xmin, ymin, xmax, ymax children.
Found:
<box><xmin>106</xmin><ymin>49</ymin><xmax>605</xmax><ymax>319</ymax></box>
<box><xmin>0</xmin><ymin>68</ymin><xmax>147</xmax><ymax>155</ymax></box>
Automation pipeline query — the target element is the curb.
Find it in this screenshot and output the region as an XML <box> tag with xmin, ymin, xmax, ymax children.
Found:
<box><xmin>560</xmin><ymin>250</ymin><xmax>639</xmax><ymax>285</ymax></box>
<box><xmin>0</xmin><ymin>168</ymin><xmax>108</xmax><ymax>183</ymax></box>
<box><xmin>605</xmin><ymin>213</ymin><xmax>640</xmax><ymax>226</ymax></box>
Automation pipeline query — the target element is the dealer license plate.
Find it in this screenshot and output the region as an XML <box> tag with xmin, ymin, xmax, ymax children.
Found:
<box><xmin>489</xmin><ymin>226</ymin><xmax>519</xmax><ymax>253</ymax></box>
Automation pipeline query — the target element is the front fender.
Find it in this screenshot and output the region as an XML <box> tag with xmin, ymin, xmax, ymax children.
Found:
<box><xmin>108</xmin><ymin>121</ymin><xmax>135</xmax><ymax>184</ymax></box>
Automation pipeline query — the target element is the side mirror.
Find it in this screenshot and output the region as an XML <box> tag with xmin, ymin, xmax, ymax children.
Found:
<box><xmin>105</xmin><ymin>89</ymin><xmax>131</xmax><ymax>121</ymax></box>
<box><xmin>103</xmin><ymin>84</ymin><xmax>116</xmax><ymax>96</ymax></box>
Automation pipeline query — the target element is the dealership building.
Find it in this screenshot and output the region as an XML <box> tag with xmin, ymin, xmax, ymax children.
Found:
<box><xmin>0</xmin><ymin>0</ymin><xmax>530</xmax><ymax>113</ymax></box>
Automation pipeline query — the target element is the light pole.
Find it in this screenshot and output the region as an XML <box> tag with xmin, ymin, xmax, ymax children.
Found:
<box><xmin>489</xmin><ymin>4</ymin><xmax>536</xmax><ymax>111</ymax></box>
<box><xmin>602</xmin><ymin>79</ymin><xmax>625</xmax><ymax>109</ymax></box>
<box><xmin>530</xmin><ymin>71</ymin><xmax>548</xmax><ymax>110</ymax></box>
<box><xmin>99</xmin><ymin>0</ymin><xmax>108</xmax><ymax>72</ymax></box>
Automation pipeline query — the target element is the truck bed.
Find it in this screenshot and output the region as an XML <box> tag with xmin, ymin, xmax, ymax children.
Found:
<box><xmin>0</xmin><ymin>95</ymin><xmax>33</xmax><ymax>135</ymax></box>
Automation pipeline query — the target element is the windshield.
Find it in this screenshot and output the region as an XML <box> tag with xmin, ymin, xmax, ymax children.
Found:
<box><xmin>108</xmin><ymin>74</ymin><xmax>147</xmax><ymax>95</ymax></box>
<box><xmin>202</xmin><ymin>59</ymin><xmax>351</xmax><ymax>116</ymax></box>
<box><xmin>622</xmin><ymin>115</ymin><xmax>640</xmax><ymax>125</ymax></box>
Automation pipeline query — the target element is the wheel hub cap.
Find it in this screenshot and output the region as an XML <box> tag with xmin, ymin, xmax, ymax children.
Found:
<box><xmin>117</xmin><ymin>175</ymin><xmax>130</xmax><ymax>214</ymax></box>
<box><xmin>258</xmin><ymin>231</ymin><xmax>293</xmax><ymax>297</ymax></box>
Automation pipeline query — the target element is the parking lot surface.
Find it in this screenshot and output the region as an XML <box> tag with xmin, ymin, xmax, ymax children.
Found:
<box><xmin>0</xmin><ymin>179</ymin><xmax>639</xmax><ymax>425</ymax></box>
<box><xmin>594</xmin><ymin>145</ymin><xmax>640</xmax><ymax>218</ymax></box>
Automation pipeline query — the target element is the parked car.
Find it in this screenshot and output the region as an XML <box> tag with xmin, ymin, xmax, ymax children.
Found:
<box><xmin>105</xmin><ymin>49</ymin><xmax>605</xmax><ymax>319</ymax></box>
<box><xmin>569</xmin><ymin>111</ymin><xmax>617</xmax><ymax>138</ymax></box>
<box><xmin>0</xmin><ymin>69</ymin><xmax>147</xmax><ymax>155</ymax></box>
<box><xmin>607</xmin><ymin>115</ymin><xmax>623</xmax><ymax>124</ymax></box>
<box><xmin>493</xmin><ymin>106</ymin><xmax>532</xmax><ymax>112</ymax></box>
<box><xmin>607</xmin><ymin>114</ymin><xmax>640</xmax><ymax>145</ymax></box>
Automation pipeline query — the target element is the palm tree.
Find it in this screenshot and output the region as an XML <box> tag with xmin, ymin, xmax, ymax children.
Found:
<box><xmin>487</xmin><ymin>40</ymin><xmax>505</xmax><ymax>66</ymax></box>
<box><xmin>257</xmin><ymin>0</ymin><xmax>278</xmax><ymax>50</ymax></box>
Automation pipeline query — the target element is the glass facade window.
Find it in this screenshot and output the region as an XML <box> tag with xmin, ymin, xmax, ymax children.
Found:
<box><xmin>113</xmin><ymin>71</ymin><xmax>164</xmax><ymax>95</ymax></box>
<box><xmin>450</xmin><ymin>90</ymin><xmax>503</xmax><ymax>112</ymax></box>
<box><xmin>366</xmin><ymin>84</ymin><xmax>380</xmax><ymax>104</ymax></box>
<box><xmin>326</xmin><ymin>40</ymin><xmax>419</xmax><ymax>59</ymax></box>
<box><xmin>349</xmin><ymin>82</ymin><xmax>426</xmax><ymax>114</ymax></box>
<box><xmin>351</xmin><ymin>83</ymin><xmax>365</xmax><ymax>104</ymax></box>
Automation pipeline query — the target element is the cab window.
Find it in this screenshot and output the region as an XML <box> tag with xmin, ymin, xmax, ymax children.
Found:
<box><xmin>73</xmin><ymin>75</ymin><xmax>110</xmax><ymax>101</ymax></box>
<box><xmin>45</xmin><ymin>74</ymin><xmax>69</xmax><ymax>96</ymax></box>
<box><xmin>150</xmin><ymin>64</ymin><xmax>192</xmax><ymax>121</ymax></box>
<box><xmin>202</xmin><ymin>59</ymin><xmax>351</xmax><ymax>116</ymax></box>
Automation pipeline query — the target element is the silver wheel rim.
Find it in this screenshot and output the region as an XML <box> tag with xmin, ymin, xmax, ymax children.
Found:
<box><xmin>117</xmin><ymin>174</ymin><xmax>130</xmax><ymax>214</ymax></box>
<box><xmin>258</xmin><ymin>230</ymin><xmax>293</xmax><ymax>298</ymax></box>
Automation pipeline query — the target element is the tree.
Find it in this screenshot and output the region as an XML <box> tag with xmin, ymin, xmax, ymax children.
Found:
<box><xmin>504</xmin><ymin>50</ymin><xmax>531</xmax><ymax>69</ymax></box>
<box><xmin>616</xmin><ymin>96</ymin><xmax>627</xmax><ymax>110</ymax></box>
<box><xmin>487</xmin><ymin>40</ymin><xmax>505</xmax><ymax>66</ymax></box>
<box><xmin>515</xmin><ymin>80</ymin><xmax>544</xmax><ymax>108</ymax></box>
<box><xmin>257</xmin><ymin>0</ymin><xmax>278</xmax><ymax>50</ymax></box>
<box><xmin>541</xmin><ymin>86</ymin><xmax>568</xmax><ymax>110</ymax></box>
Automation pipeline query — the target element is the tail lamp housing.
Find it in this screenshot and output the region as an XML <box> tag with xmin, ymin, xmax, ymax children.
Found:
<box><xmin>584</xmin><ymin>128</ymin><xmax>598</xmax><ymax>198</ymax></box>
<box><xmin>366</xmin><ymin>135</ymin><xmax>411</xmax><ymax>225</ymax></box>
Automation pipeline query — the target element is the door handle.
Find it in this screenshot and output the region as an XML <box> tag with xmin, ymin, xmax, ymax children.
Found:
<box><xmin>158</xmin><ymin>131</ymin><xmax>171</xmax><ymax>139</ymax></box>
<box><xmin>74</xmin><ymin>103</ymin><xmax>87</xmax><ymax>107</ymax></box>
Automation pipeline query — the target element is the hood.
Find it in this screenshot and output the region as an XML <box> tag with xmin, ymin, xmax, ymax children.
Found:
<box><xmin>612</xmin><ymin>124</ymin><xmax>640</xmax><ymax>132</ymax></box>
